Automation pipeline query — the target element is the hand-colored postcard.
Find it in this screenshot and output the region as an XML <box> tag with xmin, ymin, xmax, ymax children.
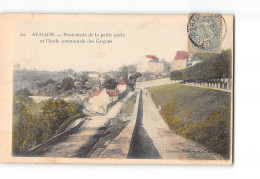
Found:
<box><xmin>0</xmin><ymin>14</ymin><xmax>233</xmax><ymax>165</ymax></box>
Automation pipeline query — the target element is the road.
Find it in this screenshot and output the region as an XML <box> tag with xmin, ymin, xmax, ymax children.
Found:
<box><xmin>39</xmin><ymin>92</ymin><xmax>134</xmax><ymax>158</ymax></box>
<box><xmin>128</xmin><ymin>89</ymin><xmax>224</xmax><ymax>160</ymax></box>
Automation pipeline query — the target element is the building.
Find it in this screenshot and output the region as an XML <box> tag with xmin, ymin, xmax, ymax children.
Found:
<box><xmin>136</xmin><ymin>57</ymin><xmax>150</xmax><ymax>73</ymax></box>
<box><xmin>117</xmin><ymin>77</ymin><xmax>127</xmax><ymax>93</ymax></box>
<box><xmin>88</xmin><ymin>88</ymin><xmax>110</xmax><ymax>114</ymax></box>
<box><xmin>88</xmin><ymin>88</ymin><xmax>119</xmax><ymax>114</ymax></box>
<box><xmin>106</xmin><ymin>89</ymin><xmax>118</xmax><ymax>101</ymax></box>
<box><xmin>148</xmin><ymin>62</ymin><xmax>164</xmax><ymax>73</ymax></box>
<box><xmin>88</xmin><ymin>72</ymin><xmax>100</xmax><ymax>79</ymax></box>
<box><xmin>172</xmin><ymin>51</ymin><xmax>190</xmax><ymax>71</ymax></box>
<box><xmin>137</xmin><ymin>55</ymin><xmax>164</xmax><ymax>74</ymax></box>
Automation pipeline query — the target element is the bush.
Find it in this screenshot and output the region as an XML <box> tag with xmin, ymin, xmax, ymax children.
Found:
<box><xmin>12</xmin><ymin>91</ymin><xmax>84</xmax><ymax>155</ymax></box>
<box><xmin>62</xmin><ymin>77</ymin><xmax>75</xmax><ymax>91</ymax></box>
<box><xmin>102</xmin><ymin>78</ymin><xmax>117</xmax><ymax>89</ymax></box>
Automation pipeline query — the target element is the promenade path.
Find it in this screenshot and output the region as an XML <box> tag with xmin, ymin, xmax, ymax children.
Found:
<box><xmin>128</xmin><ymin>89</ymin><xmax>224</xmax><ymax>160</ymax></box>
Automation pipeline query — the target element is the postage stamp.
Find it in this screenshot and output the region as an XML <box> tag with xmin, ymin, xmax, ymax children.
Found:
<box><xmin>187</xmin><ymin>13</ymin><xmax>227</xmax><ymax>53</ymax></box>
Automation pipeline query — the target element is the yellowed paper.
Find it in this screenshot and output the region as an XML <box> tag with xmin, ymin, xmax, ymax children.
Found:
<box><xmin>0</xmin><ymin>14</ymin><xmax>233</xmax><ymax>165</ymax></box>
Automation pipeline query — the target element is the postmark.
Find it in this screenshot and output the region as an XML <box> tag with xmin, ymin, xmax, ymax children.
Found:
<box><xmin>187</xmin><ymin>13</ymin><xmax>227</xmax><ymax>53</ymax></box>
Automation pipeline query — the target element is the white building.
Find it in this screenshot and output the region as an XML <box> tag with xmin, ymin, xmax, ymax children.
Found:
<box><xmin>137</xmin><ymin>55</ymin><xmax>164</xmax><ymax>74</ymax></box>
<box><xmin>172</xmin><ymin>51</ymin><xmax>190</xmax><ymax>71</ymax></box>
<box><xmin>88</xmin><ymin>88</ymin><xmax>109</xmax><ymax>114</ymax></box>
<box><xmin>117</xmin><ymin>77</ymin><xmax>127</xmax><ymax>93</ymax></box>
<box><xmin>88</xmin><ymin>88</ymin><xmax>119</xmax><ymax>114</ymax></box>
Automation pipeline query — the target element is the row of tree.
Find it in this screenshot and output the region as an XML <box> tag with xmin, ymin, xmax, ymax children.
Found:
<box><xmin>170</xmin><ymin>49</ymin><xmax>232</xmax><ymax>81</ymax></box>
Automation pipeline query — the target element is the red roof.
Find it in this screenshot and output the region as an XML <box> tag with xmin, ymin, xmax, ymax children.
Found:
<box><xmin>106</xmin><ymin>89</ymin><xmax>118</xmax><ymax>97</ymax></box>
<box><xmin>146</xmin><ymin>55</ymin><xmax>157</xmax><ymax>59</ymax></box>
<box><xmin>174</xmin><ymin>51</ymin><xmax>190</xmax><ymax>60</ymax></box>
<box><xmin>117</xmin><ymin>78</ymin><xmax>126</xmax><ymax>85</ymax></box>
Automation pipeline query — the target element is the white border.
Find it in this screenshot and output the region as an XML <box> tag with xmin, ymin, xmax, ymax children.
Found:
<box><xmin>1</xmin><ymin>0</ymin><xmax>260</xmax><ymax>179</ymax></box>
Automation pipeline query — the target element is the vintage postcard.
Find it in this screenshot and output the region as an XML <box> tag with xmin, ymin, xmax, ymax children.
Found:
<box><xmin>0</xmin><ymin>14</ymin><xmax>233</xmax><ymax>165</ymax></box>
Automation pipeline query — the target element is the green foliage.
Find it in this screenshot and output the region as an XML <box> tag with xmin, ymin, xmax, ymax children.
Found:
<box><xmin>36</xmin><ymin>79</ymin><xmax>56</xmax><ymax>89</ymax></box>
<box><xmin>12</xmin><ymin>91</ymin><xmax>83</xmax><ymax>155</ymax></box>
<box><xmin>61</xmin><ymin>77</ymin><xmax>75</xmax><ymax>91</ymax></box>
<box><xmin>40</xmin><ymin>100</ymin><xmax>81</xmax><ymax>141</ymax></box>
<box><xmin>122</xmin><ymin>94</ymin><xmax>137</xmax><ymax>116</ymax></box>
<box><xmin>149</xmin><ymin>84</ymin><xmax>231</xmax><ymax>159</ymax></box>
<box><xmin>170</xmin><ymin>71</ymin><xmax>183</xmax><ymax>80</ymax></box>
<box><xmin>170</xmin><ymin>49</ymin><xmax>232</xmax><ymax>81</ymax></box>
<box><xmin>128</xmin><ymin>72</ymin><xmax>142</xmax><ymax>90</ymax></box>
<box><xmin>129</xmin><ymin>72</ymin><xmax>142</xmax><ymax>81</ymax></box>
<box><xmin>80</xmin><ymin>74</ymin><xmax>88</xmax><ymax>84</ymax></box>
<box><xmin>17</xmin><ymin>88</ymin><xmax>32</xmax><ymax>97</ymax></box>
<box><xmin>191</xmin><ymin>52</ymin><xmax>216</xmax><ymax>61</ymax></box>
<box><xmin>121</xmin><ymin>66</ymin><xmax>128</xmax><ymax>84</ymax></box>
<box><xmin>103</xmin><ymin>78</ymin><xmax>117</xmax><ymax>89</ymax></box>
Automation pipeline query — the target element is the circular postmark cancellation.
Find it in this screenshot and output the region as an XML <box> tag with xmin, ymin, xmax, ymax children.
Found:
<box><xmin>187</xmin><ymin>13</ymin><xmax>227</xmax><ymax>53</ymax></box>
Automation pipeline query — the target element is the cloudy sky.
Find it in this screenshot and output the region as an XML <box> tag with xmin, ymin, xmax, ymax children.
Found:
<box><xmin>14</xmin><ymin>15</ymin><xmax>233</xmax><ymax>72</ymax></box>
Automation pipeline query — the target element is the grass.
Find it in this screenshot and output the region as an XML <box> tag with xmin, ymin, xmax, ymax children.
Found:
<box><xmin>122</xmin><ymin>94</ymin><xmax>137</xmax><ymax>117</ymax></box>
<box><xmin>149</xmin><ymin>83</ymin><xmax>231</xmax><ymax>159</ymax></box>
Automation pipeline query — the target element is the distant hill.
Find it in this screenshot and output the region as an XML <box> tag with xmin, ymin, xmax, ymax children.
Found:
<box><xmin>13</xmin><ymin>70</ymin><xmax>72</xmax><ymax>92</ymax></box>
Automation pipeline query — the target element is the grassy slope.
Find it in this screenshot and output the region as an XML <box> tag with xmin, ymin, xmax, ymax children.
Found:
<box><xmin>149</xmin><ymin>84</ymin><xmax>231</xmax><ymax>159</ymax></box>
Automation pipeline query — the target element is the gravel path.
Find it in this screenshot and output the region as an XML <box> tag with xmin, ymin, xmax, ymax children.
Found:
<box><xmin>129</xmin><ymin>89</ymin><xmax>224</xmax><ymax>160</ymax></box>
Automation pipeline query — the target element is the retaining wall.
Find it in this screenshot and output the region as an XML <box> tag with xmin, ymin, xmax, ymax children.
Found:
<box><xmin>97</xmin><ymin>90</ymin><xmax>142</xmax><ymax>158</ymax></box>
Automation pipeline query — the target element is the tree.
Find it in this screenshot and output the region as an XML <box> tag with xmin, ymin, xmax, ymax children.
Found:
<box><xmin>129</xmin><ymin>72</ymin><xmax>142</xmax><ymax>81</ymax></box>
<box><xmin>12</xmin><ymin>89</ymin><xmax>83</xmax><ymax>155</ymax></box>
<box><xmin>37</xmin><ymin>79</ymin><xmax>56</xmax><ymax>89</ymax></box>
<box><xmin>17</xmin><ymin>88</ymin><xmax>31</xmax><ymax>97</ymax></box>
<box><xmin>66</xmin><ymin>68</ymin><xmax>74</xmax><ymax>74</ymax></box>
<box><xmin>102</xmin><ymin>78</ymin><xmax>117</xmax><ymax>89</ymax></box>
<box><xmin>40</xmin><ymin>100</ymin><xmax>78</xmax><ymax>141</ymax></box>
<box><xmin>61</xmin><ymin>77</ymin><xmax>74</xmax><ymax>91</ymax></box>
<box><xmin>170</xmin><ymin>71</ymin><xmax>183</xmax><ymax>80</ymax></box>
<box><xmin>170</xmin><ymin>49</ymin><xmax>232</xmax><ymax>81</ymax></box>
<box><xmin>80</xmin><ymin>74</ymin><xmax>88</xmax><ymax>84</ymax></box>
<box><xmin>121</xmin><ymin>66</ymin><xmax>128</xmax><ymax>84</ymax></box>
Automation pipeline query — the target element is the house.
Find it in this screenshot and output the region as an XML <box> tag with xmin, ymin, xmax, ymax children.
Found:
<box><xmin>148</xmin><ymin>61</ymin><xmax>164</xmax><ymax>73</ymax></box>
<box><xmin>117</xmin><ymin>77</ymin><xmax>127</xmax><ymax>93</ymax></box>
<box><xmin>106</xmin><ymin>89</ymin><xmax>118</xmax><ymax>101</ymax></box>
<box><xmin>88</xmin><ymin>87</ymin><xmax>119</xmax><ymax>114</ymax></box>
<box><xmin>88</xmin><ymin>88</ymin><xmax>110</xmax><ymax>114</ymax></box>
<box><xmin>137</xmin><ymin>55</ymin><xmax>164</xmax><ymax>74</ymax></box>
<box><xmin>172</xmin><ymin>51</ymin><xmax>190</xmax><ymax>71</ymax></box>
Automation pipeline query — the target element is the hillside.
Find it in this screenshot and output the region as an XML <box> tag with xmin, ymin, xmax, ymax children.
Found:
<box><xmin>13</xmin><ymin>70</ymin><xmax>72</xmax><ymax>92</ymax></box>
<box><xmin>149</xmin><ymin>84</ymin><xmax>231</xmax><ymax>159</ymax></box>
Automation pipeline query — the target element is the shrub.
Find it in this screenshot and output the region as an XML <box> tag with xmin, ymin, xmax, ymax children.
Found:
<box><xmin>12</xmin><ymin>91</ymin><xmax>83</xmax><ymax>155</ymax></box>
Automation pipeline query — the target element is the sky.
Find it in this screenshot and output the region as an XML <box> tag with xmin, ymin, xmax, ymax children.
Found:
<box><xmin>14</xmin><ymin>15</ymin><xmax>233</xmax><ymax>72</ymax></box>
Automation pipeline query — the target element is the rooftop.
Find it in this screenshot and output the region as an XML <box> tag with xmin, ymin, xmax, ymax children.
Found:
<box><xmin>174</xmin><ymin>51</ymin><xmax>190</xmax><ymax>60</ymax></box>
<box><xmin>117</xmin><ymin>78</ymin><xmax>126</xmax><ymax>85</ymax></box>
